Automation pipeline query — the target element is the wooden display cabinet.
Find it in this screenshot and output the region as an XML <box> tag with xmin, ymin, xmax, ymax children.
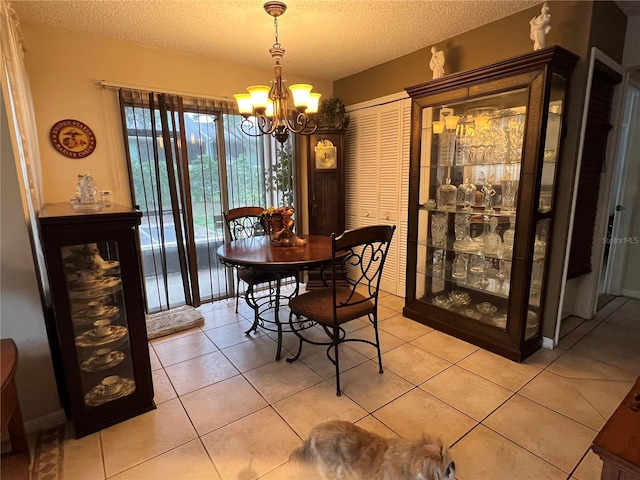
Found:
<box><xmin>39</xmin><ymin>203</ymin><xmax>155</xmax><ymax>437</ymax></box>
<box><xmin>403</xmin><ymin>46</ymin><xmax>579</xmax><ymax>361</ymax></box>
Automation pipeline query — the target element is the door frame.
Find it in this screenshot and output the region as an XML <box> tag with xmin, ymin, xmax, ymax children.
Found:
<box><xmin>554</xmin><ymin>47</ymin><xmax>626</xmax><ymax>344</ymax></box>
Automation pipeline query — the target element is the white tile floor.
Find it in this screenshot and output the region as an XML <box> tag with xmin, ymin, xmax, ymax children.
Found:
<box><xmin>58</xmin><ymin>294</ymin><xmax>640</xmax><ymax>479</ymax></box>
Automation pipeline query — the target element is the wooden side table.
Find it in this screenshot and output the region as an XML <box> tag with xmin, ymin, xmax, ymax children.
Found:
<box><xmin>1</xmin><ymin>338</ymin><xmax>30</xmax><ymax>479</ymax></box>
<box><xmin>591</xmin><ymin>375</ymin><xmax>640</xmax><ymax>480</ymax></box>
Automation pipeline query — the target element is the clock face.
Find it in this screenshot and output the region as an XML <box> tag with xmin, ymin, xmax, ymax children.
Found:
<box><xmin>314</xmin><ymin>139</ymin><xmax>337</xmax><ymax>170</ymax></box>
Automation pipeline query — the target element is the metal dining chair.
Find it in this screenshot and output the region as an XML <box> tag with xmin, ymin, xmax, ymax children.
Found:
<box><xmin>223</xmin><ymin>206</ymin><xmax>298</xmax><ymax>332</ymax></box>
<box><xmin>286</xmin><ymin>224</ymin><xmax>396</xmax><ymax>395</ymax></box>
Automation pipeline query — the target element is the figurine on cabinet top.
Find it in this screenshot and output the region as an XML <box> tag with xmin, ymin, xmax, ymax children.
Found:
<box><xmin>72</xmin><ymin>172</ymin><xmax>103</xmax><ymax>211</ymax></box>
<box><xmin>529</xmin><ymin>2</ymin><xmax>551</xmax><ymax>51</ymax></box>
<box><xmin>429</xmin><ymin>46</ymin><xmax>445</xmax><ymax>79</ymax></box>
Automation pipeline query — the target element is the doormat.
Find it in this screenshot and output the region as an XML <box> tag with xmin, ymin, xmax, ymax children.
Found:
<box><xmin>146</xmin><ymin>305</ymin><xmax>205</xmax><ymax>340</ymax></box>
<box><xmin>31</xmin><ymin>423</ymin><xmax>65</xmax><ymax>480</ymax></box>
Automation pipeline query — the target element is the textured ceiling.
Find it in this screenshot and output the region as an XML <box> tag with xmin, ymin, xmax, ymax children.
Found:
<box><xmin>9</xmin><ymin>0</ymin><xmax>545</xmax><ymax>81</ymax></box>
<box><xmin>9</xmin><ymin>1</ymin><xmax>638</xmax><ymax>82</ymax></box>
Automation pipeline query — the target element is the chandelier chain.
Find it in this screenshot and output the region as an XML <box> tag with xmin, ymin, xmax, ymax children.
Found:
<box><xmin>274</xmin><ymin>17</ymin><xmax>280</xmax><ymax>48</ymax></box>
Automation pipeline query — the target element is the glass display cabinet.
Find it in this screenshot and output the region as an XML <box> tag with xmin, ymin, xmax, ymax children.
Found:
<box><xmin>403</xmin><ymin>46</ymin><xmax>579</xmax><ymax>361</ymax></box>
<box><xmin>39</xmin><ymin>203</ymin><xmax>155</xmax><ymax>437</ymax></box>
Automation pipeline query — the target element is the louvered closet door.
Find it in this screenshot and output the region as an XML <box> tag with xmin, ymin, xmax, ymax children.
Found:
<box><xmin>378</xmin><ymin>104</ymin><xmax>402</xmax><ymax>293</ymax></box>
<box><xmin>344</xmin><ymin>98</ymin><xmax>410</xmax><ymax>296</ymax></box>
<box><xmin>345</xmin><ymin>115</ymin><xmax>359</xmax><ymax>231</ymax></box>
<box><xmin>358</xmin><ymin>110</ymin><xmax>381</xmax><ymax>226</ymax></box>
<box><xmin>398</xmin><ymin>99</ymin><xmax>412</xmax><ymax>294</ymax></box>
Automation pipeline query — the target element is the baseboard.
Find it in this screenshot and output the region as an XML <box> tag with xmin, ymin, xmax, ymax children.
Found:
<box><xmin>24</xmin><ymin>409</ymin><xmax>67</xmax><ymax>434</ymax></box>
<box><xmin>542</xmin><ymin>336</ymin><xmax>555</xmax><ymax>349</ymax></box>
<box><xmin>622</xmin><ymin>288</ymin><xmax>640</xmax><ymax>299</ymax></box>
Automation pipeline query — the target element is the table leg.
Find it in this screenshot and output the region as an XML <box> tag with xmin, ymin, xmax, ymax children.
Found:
<box><xmin>274</xmin><ymin>274</ymin><xmax>283</xmax><ymax>361</ymax></box>
<box><xmin>244</xmin><ymin>283</ymin><xmax>260</xmax><ymax>335</ymax></box>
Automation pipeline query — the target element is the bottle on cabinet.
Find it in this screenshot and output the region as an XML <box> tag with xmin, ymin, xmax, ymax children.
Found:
<box><xmin>457</xmin><ymin>178</ymin><xmax>476</xmax><ymax>211</ymax></box>
<box><xmin>502</xmin><ymin>216</ymin><xmax>516</xmax><ymax>256</ymax></box>
<box><xmin>484</xmin><ymin>216</ymin><xmax>501</xmax><ymax>255</ymax></box>
<box><xmin>437</xmin><ymin>178</ymin><xmax>457</xmax><ymax>210</ymax></box>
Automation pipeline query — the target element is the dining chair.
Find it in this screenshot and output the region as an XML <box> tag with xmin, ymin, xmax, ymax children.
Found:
<box><xmin>286</xmin><ymin>224</ymin><xmax>396</xmax><ymax>396</ymax></box>
<box><xmin>223</xmin><ymin>206</ymin><xmax>298</xmax><ymax>332</ymax></box>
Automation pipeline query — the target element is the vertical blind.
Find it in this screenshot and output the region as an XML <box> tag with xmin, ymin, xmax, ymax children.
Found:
<box><xmin>117</xmin><ymin>88</ymin><xmax>292</xmax><ymax>312</ymax></box>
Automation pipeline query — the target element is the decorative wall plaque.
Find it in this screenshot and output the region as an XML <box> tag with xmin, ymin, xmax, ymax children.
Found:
<box><xmin>50</xmin><ymin>119</ymin><xmax>96</xmax><ymax>159</ymax></box>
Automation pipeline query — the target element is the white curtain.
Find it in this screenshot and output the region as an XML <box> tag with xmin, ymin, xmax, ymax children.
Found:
<box><xmin>1</xmin><ymin>0</ymin><xmax>44</xmax><ymax>209</ymax></box>
<box><xmin>1</xmin><ymin>0</ymin><xmax>49</xmax><ymax>302</ymax></box>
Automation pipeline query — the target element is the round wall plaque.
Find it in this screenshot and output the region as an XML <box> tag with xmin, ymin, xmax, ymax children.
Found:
<box><xmin>49</xmin><ymin>119</ymin><xmax>97</xmax><ymax>159</ymax></box>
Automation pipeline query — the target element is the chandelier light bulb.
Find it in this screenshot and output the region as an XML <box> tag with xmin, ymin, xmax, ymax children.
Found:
<box><xmin>234</xmin><ymin>94</ymin><xmax>253</xmax><ymax>117</ymax></box>
<box><xmin>432</xmin><ymin>121</ymin><xmax>445</xmax><ymax>134</ymax></box>
<box><xmin>265</xmin><ymin>100</ymin><xmax>275</xmax><ymax>118</ymax></box>
<box><xmin>307</xmin><ymin>92</ymin><xmax>321</xmax><ymax>114</ymax></box>
<box><xmin>445</xmin><ymin>115</ymin><xmax>460</xmax><ymax>130</ymax></box>
<box><xmin>289</xmin><ymin>84</ymin><xmax>313</xmax><ymax>109</ymax></box>
<box><xmin>247</xmin><ymin>85</ymin><xmax>271</xmax><ymax>113</ymax></box>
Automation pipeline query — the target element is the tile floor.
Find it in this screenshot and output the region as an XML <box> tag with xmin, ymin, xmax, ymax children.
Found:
<box><xmin>55</xmin><ymin>293</ymin><xmax>640</xmax><ymax>479</ymax></box>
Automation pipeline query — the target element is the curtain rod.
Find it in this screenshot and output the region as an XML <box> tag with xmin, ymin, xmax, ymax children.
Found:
<box><xmin>100</xmin><ymin>80</ymin><xmax>233</xmax><ymax>103</ymax></box>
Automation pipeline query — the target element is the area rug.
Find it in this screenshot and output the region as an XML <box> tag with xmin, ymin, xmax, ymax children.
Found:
<box><xmin>146</xmin><ymin>305</ymin><xmax>205</xmax><ymax>340</ymax></box>
<box><xmin>31</xmin><ymin>423</ymin><xmax>65</xmax><ymax>480</ymax></box>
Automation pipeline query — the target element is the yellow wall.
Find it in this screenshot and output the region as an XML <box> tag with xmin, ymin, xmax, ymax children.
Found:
<box><xmin>20</xmin><ymin>22</ymin><xmax>332</xmax><ymax>206</ymax></box>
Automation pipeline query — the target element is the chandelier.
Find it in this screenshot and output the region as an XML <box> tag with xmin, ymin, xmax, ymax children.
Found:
<box><xmin>234</xmin><ymin>1</ymin><xmax>320</xmax><ymax>145</ymax></box>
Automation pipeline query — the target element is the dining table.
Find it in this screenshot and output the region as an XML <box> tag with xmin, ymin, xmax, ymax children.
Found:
<box><xmin>216</xmin><ymin>234</ymin><xmax>333</xmax><ymax>360</ymax></box>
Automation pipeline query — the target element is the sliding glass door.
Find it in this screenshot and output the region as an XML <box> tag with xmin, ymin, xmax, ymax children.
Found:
<box><xmin>119</xmin><ymin>90</ymin><xmax>294</xmax><ymax>312</ymax></box>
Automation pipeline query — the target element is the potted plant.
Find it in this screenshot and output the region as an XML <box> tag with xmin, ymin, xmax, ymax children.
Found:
<box><xmin>317</xmin><ymin>96</ymin><xmax>350</xmax><ymax>131</ymax></box>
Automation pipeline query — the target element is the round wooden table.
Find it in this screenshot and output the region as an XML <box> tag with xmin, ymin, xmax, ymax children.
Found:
<box><xmin>217</xmin><ymin>235</ymin><xmax>333</xmax><ymax>359</ymax></box>
<box><xmin>217</xmin><ymin>234</ymin><xmax>333</xmax><ymax>270</ymax></box>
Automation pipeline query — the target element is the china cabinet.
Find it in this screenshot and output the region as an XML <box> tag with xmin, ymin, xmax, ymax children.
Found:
<box><xmin>403</xmin><ymin>46</ymin><xmax>578</xmax><ymax>361</ymax></box>
<box><xmin>39</xmin><ymin>203</ymin><xmax>155</xmax><ymax>437</ymax></box>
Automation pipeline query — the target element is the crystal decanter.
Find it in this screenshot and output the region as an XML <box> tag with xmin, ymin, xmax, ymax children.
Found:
<box><xmin>437</xmin><ymin>177</ymin><xmax>457</xmax><ymax>210</ymax></box>
<box><xmin>484</xmin><ymin>216</ymin><xmax>501</xmax><ymax>255</ymax></box>
<box><xmin>502</xmin><ymin>216</ymin><xmax>516</xmax><ymax>256</ymax></box>
<box><xmin>457</xmin><ymin>178</ymin><xmax>476</xmax><ymax>211</ymax></box>
<box><xmin>453</xmin><ymin>213</ymin><xmax>479</xmax><ymax>253</ymax></box>
<box><xmin>452</xmin><ymin>252</ymin><xmax>468</xmax><ymax>279</ymax></box>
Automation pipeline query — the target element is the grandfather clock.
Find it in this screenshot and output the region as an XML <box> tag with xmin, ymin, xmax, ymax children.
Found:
<box><xmin>306</xmin><ymin>129</ymin><xmax>345</xmax><ymax>287</ymax></box>
<box><xmin>307</xmin><ymin>129</ymin><xmax>345</xmax><ymax>236</ymax></box>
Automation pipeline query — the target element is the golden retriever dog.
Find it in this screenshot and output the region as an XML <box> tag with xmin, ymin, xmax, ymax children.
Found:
<box><xmin>290</xmin><ymin>420</ymin><xmax>455</xmax><ymax>480</ymax></box>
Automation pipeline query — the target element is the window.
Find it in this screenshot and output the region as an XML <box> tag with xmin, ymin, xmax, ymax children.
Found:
<box><xmin>118</xmin><ymin>89</ymin><xmax>295</xmax><ymax>311</ymax></box>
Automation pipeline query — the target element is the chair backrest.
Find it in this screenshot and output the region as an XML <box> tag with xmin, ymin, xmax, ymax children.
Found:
<box><xmin>331</xmin><ymin>224</ymin><xmax>396</xmax><ymax>309</ymax></box>
<box><xmin>224</xmin><ymin>206</ymin><xmax>266</xmax><ymax>240</ymax></box>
